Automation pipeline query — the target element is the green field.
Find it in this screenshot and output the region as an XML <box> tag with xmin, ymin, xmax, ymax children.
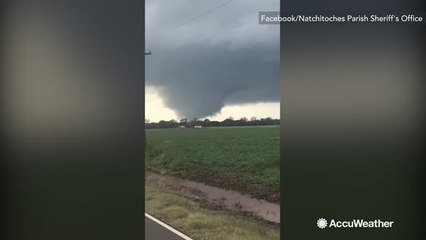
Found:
<box><xmin>145</xmin><ymin>126</ymin><xmax>280</xmax><ymax>199</ymax></box>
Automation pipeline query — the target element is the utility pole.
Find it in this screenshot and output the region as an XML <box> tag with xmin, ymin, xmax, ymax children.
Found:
<box><xmin>144</xmin><ymin>50</ymin><xmax>151</xmax><ymax>149</ymax></box>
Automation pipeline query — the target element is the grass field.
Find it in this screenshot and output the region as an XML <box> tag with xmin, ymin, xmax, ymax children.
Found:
<box><xmin>146</xmin><ymin>186</ymin><xmax>279</xmax><ymax>240</ymax></box>
<box><xmin>145</xmin><ymin>126</ymin><xmax>280</xmax><ymax>198</ymax></box>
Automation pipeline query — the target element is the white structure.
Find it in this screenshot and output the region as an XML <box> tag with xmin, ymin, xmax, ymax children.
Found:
<box><xmin>178</xmin><ymin>126</ymin><xmax>186</xmax><ymax>128</ymax></box>
<box><xmin>194</xmin><ymin>125</ymin><xmax>202</xmax><ymax>129</ymax></box>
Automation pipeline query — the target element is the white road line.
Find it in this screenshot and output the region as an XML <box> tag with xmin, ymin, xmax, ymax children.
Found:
<box><xmin>145</xmin><ymin>212</ymin><xmax>193</xmax><ymax>240</ymax></box>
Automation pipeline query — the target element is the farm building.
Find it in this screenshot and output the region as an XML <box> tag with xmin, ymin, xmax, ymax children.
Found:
<box><xmin>194</xmin><ymin>125</ymin><xmax>202</xmax><ymax>129</ymax></box>
<box><xmin>178</xmin><ymin>125</ymin><xmax>186</xmax><ymax>128</ymax></box>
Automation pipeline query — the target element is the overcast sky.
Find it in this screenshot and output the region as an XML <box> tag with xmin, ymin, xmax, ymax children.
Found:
<box><xmin>146</xmin><ymin>0</ymin><xmax>279</xmax><ymax>122</ymax></box>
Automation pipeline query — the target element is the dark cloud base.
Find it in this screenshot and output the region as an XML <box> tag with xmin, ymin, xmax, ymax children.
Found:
<box><xmin>146</xmin><ymin>42</ymin><xmax>279</xmax><ymax>119</ymax></box>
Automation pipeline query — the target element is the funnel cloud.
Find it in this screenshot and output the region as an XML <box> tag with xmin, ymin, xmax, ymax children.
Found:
<box><xmin>146</xmin><ymin>0</ymin><xmax>279</xmax><ymax>119</ymax></box>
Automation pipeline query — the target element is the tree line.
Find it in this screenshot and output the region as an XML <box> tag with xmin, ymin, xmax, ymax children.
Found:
<box><xmin>145</xmin><ymin>117</ymin><xmax>280</xmax><ymax>129</ymax></box>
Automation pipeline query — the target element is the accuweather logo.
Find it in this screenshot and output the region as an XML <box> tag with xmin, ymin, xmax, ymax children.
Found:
<box><xmin>317</xmin><ymin>218</ymin><xmax>328</xmax><ymax>229</ymax></box>
<box><xmin>317</xmin><ymin>218</ymin><xmax>394</xmax><ymax>229</ymax></box>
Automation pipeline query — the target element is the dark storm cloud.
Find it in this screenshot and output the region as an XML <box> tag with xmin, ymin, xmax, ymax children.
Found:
<box><xmin>148</xmin><ymin>43</ymin><xmax>279</xmax><ymax>118</ymax></box>
<box><xmin>146</xmin><ymin>0</ymin><xmax>279</xmax><ymax>118</ymax></box>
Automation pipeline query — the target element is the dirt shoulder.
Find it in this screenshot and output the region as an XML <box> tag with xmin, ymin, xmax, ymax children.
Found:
<box><xmin>145</xmin><ymin>185</ymin><xmax>279</xmax><ymax>240</ymax></box>
<box><xmin>145</xmin><ymin>170</ymin><xmax>280</xmax><ymax>225</ymax></box>
<box><xmin>147</xmin><ymin>167</ymin><xmax>280</xmax><ymax>203</ymax></box>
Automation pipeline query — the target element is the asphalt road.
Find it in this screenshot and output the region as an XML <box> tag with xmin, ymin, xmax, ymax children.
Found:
<box><xmin>145</xmin><ymin>213</ymin><xmax>192</xmax><ymax>240</ymax></box>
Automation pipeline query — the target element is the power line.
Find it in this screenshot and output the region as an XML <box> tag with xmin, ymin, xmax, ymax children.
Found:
<box><xmin>146</xmin><ymin>18</ymin><xmax>261</xmax><ymax>53</ymax></box>
<box><xmin>171</xmin><ymin>0</ymin><xmax>238</xmax><ymax>31</ymax></box>
<box><xmin>146</xmin><ymin>0</ymin><xmax>239</xmax><ymax>43</ymax></box>
<box><xmin>146</xmin><ymin>0</ymin><xmax>270</xmax><ymax>49</ymax></box>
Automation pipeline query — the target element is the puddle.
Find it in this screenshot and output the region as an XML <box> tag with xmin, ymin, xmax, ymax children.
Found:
<box><xmin>146</xmin><ymin>171</ymin><xmax>280</xmax><ymax>224</ymax></box>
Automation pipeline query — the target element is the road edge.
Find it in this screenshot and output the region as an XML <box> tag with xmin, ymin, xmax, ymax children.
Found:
<box><xmin>145</xmin><ymin>212</ymin><xmax>193</xmax><ymax>240</ymax></box>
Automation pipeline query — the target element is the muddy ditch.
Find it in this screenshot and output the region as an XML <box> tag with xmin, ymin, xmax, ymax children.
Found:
<box><xmin>145</xmin><ymin>170</ymin><xmax>280</xmax><ymax>224</ymax></box>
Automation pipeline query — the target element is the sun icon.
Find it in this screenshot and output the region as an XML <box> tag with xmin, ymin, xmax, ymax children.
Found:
<box><xmin>317</xmin><ymin>218</ymin><xmax>327</xmax><ymax>229</ymax></box>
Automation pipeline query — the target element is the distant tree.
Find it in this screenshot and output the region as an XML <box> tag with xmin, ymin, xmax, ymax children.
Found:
<box><xmin>203</xmin><ymin>119</ymin><xmax>211</xmax><ymax>127</ymax></box>
<box><xmin>186</xmin><ymin>118</ymin><xmax>198</xmax><ymax>127</ymax></box>
<box><xmin>222</xmin><ymin>117</ymin><xmax>235</xmax><ymax>126</ymax></box>
<box><xmin>158</xmin><ymin>120</ymin><xmax>167</xmax><ymax>128</ymax></box>
<box><xmin>211</xmin><ymin>121</ymin><xmax>220</xmax><ymax>127</ymax></box>
<box><xmin>146</xmin><ymin>116</ymin><xmax>279</xmax><ymax>129</ymax></box>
